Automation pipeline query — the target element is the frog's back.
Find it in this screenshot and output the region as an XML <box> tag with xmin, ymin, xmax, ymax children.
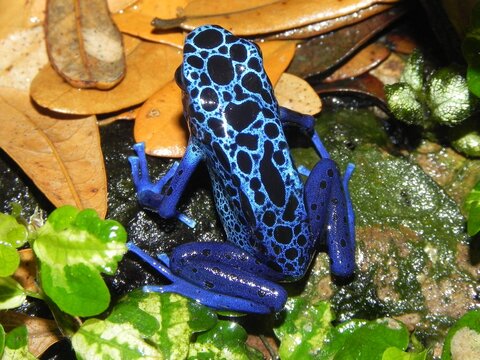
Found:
<box><xmin>180</xmin><ymin>26</ymin><xmax>311</xmax><ymax>278</ymax></box>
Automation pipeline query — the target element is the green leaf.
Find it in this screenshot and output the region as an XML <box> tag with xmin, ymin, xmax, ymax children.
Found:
<box><xmin>463</xmin><ymin>181</ymin><xmax>480</xmax><ymax>235</ymax></box>
<box><xmin>462</xmin><ymin>2</ymin><xmax>480</xmax><ymax>96</ymax></box>
<box><xmin>317</xmin><ymin>318</ymin><xmax>410</xmax><ymax>360</ymax></box>
<box><xmin>0</xmin><ymin>324</ymin><xmax>5</xmax><ymax>357</ymax></box>
<box><xmin>33</xmin><ymin>205</ymin><xmax>127</xmax><ymax>316</ymax></box>
<box><xmin>0</xmin><ymin>213</ymin><xmax>28</xmax><ymax>248</ymax></box>
<box><xmin>441</xmin><ymin>310</ymin><xmax>480</xmax><ymax>360</ymax></box>
<box><xmin>463</xmin><ymin>28</ymin><xmax>480</xmax><ymax>67</ymax></box>
<box><xmin>0</xmin><ymin>209</ymin><xmax>26</xmax><ymax>277</ymax></box>
<box><xmin>385</xmin><ymin>51</ymin><xmax>428</xmax><ymax>127</ymax></box>
<box><xmin>0</xmin><ymin>243</ymin><xmax>20</xmax><ymax>277</ymax></box>
<box><xmin>466</xmin><ymin>65</ymin><xmax>480</xmax><ymax>97</ymax></box>
<box><xmin>426</xmin><ymin>68</ymin><xmax>475</xmax><ymax>126</ymax></box>
<box><xmin>73</xmin><ymin>291</ymin><xmax>218</xmax><ymax>359</ymax></box>
<box><xmin>3</xmin><ymin>325</ymin><xmax>36</xmax><ymax>359</ymax></box>
<box><xmin>466</xmin><ymin>202</ymin><xmax>480</xmax><ymax>236</ymax></box>
<box><xmin>108</xmin><ymin>291</ymin><xmax>217</xmax><ymax>359</ymax></box>
<box><xmin>0</xmin><ymin>277</ymin><xmax>25</xmax><ymax>310</ymax></box>
<box><xmin>188</xmin><ymin>320</ymin><xmax>263</xmax><ymax>360</ymax></box>
<box><xmin>450</xmin><ymin>117</ymin><xmax>480</xmax><ymax>157</ymax></box>
<box><xmin>274</xmin><ymin>298</ymin><xmax>333</xmax><ymax>359</ymax></box>
<box><xmin>400</xmin><ymin>50</ymin><xmax>424</xmax><ymax>92</ymax></box>
<box><xmin>5</xmin><ymin>326</ymin><xmax>28</xmax><ymax>350</ymax></box>
<box><xmin>384</xmin><ymin>83</ymin><xmax>425</xmax><ymax>125</ymax></box>
<box><xmin>72</xmin><ymin>318</ymin><xmax>163</xmax><ymax>360</ymax></box>
<box><xmin>385</xmin><ymin>50</ymin><xmax>475</xmax><ymax>128</ymax></box>
<box><xmin>382</xmin><ymin>347</ymin><xmax>428</xmax><ymax>360</ymax></box>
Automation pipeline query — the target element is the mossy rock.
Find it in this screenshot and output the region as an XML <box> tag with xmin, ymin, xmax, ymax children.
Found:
<box><xmin>291</xmin><ymin>109</ymin><xmax>478</xmax><ymax>349</ymax></box>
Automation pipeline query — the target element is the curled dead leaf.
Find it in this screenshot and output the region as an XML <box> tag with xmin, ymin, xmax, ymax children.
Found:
<box><xmin>0</xmin><ymin>311</ymin><xmax>62</xmax><ymax>357</ymax></box>
<box><xmin>30</xmin><ymin>38</ymin><xmax>182</xmax><ymax>115</ymax></box>
<box><xmin>324</xmin><ymin>43</ymin><xmax>390</xmax><ymax>82</ymax></box>
<box><xmin>0</xmin><ymin>88</ymin><xmax>107</xmax><ymax>218</ymax></box>
<box><xmin>45</xmin><ymin>0</ymin><xmax>126</xmax><ymax>89</ymax></box>
<box><xmin>152</xmin><ymin>0</ymin><xmax>401</xmax><ymax>36</ymax></box>
<box><xmin>274</xmin><ymin>73</ymin><xmax>322</xmax><ymax>115</ymax></box>
<box><xmin>112</xmin><ymin>0</ymin><xmax>187</xmax><ymax>47</ymax></box>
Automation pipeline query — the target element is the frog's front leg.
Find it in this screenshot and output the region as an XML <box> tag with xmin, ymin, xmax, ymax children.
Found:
<box><xmin>129</xmin><ymin>141</ymin><xmax>202</xmax><ymax>227</ymax></box>
<box><xmin>279</xmin><ymin>106</ymin><xmax>330</xmax><ymax>159</ymax></box>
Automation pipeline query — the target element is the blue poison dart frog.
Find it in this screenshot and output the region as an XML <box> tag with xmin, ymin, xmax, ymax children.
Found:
<box><xmin>128</xmin><ymin>25</ymin><xmax>355</xmax><ymax>314</ymax></box>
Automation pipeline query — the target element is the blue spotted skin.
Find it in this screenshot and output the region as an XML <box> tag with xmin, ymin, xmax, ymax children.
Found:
<box><xmin>129</xmin><ymin>25</ymin><xmax>355</xmax><ymax>313</ymax></box>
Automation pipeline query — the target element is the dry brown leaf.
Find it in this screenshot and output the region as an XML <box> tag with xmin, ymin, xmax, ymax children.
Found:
<box><xmin>45</xmin><ymin>0</ymin><xmax>126</xmax><ymax>89</ymax></box>
<box><xmin>0</xmin><ymin>26</ymin><xmax>49</xmax><ymax>91</ymax></box>
<box><xmin>113</xmin><ymin>13</ymin><xmax>184</xmax><ymax>48</ymax></box>
<box><xmin>324</xmin><ymin>43</ymin><xmax>390</xmax><ymax>82</ymax></box>
<box><xmin>386</xmin><ymin>33</ymin><xmax>418</xmax><ymax>54</ymax></box>
<box><xmin>0</xmin><ymin>311</ymin><xmax>62</xmax><ymax>357</ymax></box>
<box><xmin>153</xmin><ymin>0</ymin><xmax>401</xmax><ymax>36</ymax></box>
<box><xmin>97</xmin><ymin>107</ymin><xmax>138</xmax><ymax>126</ymax></box>
<box><xmin>369</xmin><ymin>52</ymin><xmax>405</xmax><ymax>85</ymax></box>
<box><xmin>274</xmin><ymin>73</ymin><xmax>322</xmax><ymax>115</ymax></box>
<box><xmin>266</xmin><ymin>3</ymin><xmax>393</xmax><ymax>40</ymax></box>
<box><xmin>259</xmin><ymin>40</ymin><xmax>297</xmax><ymax>85</ymax></box>
<box><xmin>25</xmin><ymin>0</ymin><xmax>47</xmax><ymax>27</ymax></box>
<box><xmin>31</xmin><ymin>39</ymin><xmax>182</xmax><ymax>115</ymax></box>
<box><xmin>315</xmin><ymin>74</ymin><xmax>388</xmax><ymax>112</ymax></box>
<box><xmin>113</xmin><ymin>0</ymin><xmax>187</xmax><ymax>47</ymax></box>
<box><xmin>183</xmin><ymin>0</ymin><xmax>276</xmax><ymax>16</ymax></box>
<box><xmin>2</xmin><ymin>0</ymin><xmax>135</xmax><ymax>28</ymax></box>
<box><xmin>108</xmin><ymin>0</ymin><xmax>139</xmax><ymax>13</ymax></box>
<box><xmin>0</xmin><ymin>1</ymin><xmax>33</xmax><ymax>39</ymax></box>
<box><xmin>135</xmin><ymin>79</ymin><xmax>187</xmax><ymax>157</ymax></box>
<box><xmin>0</xmin><ymin>88</ymin><xmax>107</xmax><ymax>218</ymax></box>
<box><xmin>12</xmin><ymin>249</ymin><xmax>39</xmax><ymax>293</ymax></box>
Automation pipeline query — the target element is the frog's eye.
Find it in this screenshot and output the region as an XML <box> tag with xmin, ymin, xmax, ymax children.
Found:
<box><xmin>175</xmin><ymin>66</ymin><xmax>185</xmax><ymax>90</ymax></box>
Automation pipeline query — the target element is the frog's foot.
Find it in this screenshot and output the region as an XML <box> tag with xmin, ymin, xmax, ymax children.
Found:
<box><xmin>128</xmin><ymin>242</ymin><xmax>285</xmax><ymax>314</ymax></box>
<box><xmin>129</xmin><ymin>143</ymin><xmax>195</xmax><ymax>228</ymax></box>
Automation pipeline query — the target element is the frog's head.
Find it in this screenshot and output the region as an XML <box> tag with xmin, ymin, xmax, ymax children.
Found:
<box><xmin>176</xmin><ymin>25</ymin><xmax>273</xmax><ymax>133</ymax></box>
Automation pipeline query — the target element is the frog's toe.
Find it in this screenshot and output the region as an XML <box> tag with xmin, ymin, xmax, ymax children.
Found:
<box><xmin>157</xmin><ymin>253</ymin><xmax>170</xmax><ymax>266</ymax></box>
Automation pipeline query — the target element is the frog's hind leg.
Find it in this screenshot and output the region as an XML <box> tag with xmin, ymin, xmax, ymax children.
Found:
<box><xmin>129</xmin><ymin>141</ymin><xmax>202</xmax><ymax>228</ymax></box>
<box><xmin>128</xmin><ymin>243</ymin><xmax>277</xmax><ymax>314</ymax></box>
<box><xmin>167</xmin><ymin>242</ymin><xmax>288</xmax><ymax>313</ymax></box>
<box><xmin>304</xmin><ymin>159</ymin><xmax>355</xmax><ymax>278</ymax></box>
